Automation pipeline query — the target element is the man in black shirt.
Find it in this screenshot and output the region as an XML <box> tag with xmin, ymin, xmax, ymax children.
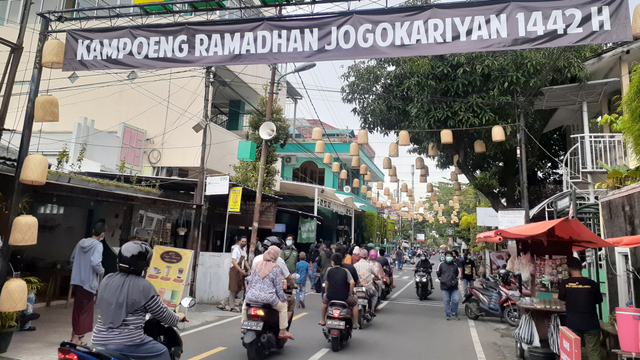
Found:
<box><xmin>461</xmin><ymin>252</ymin><xmax>477</xmax><ymax>295</ymax></box>
<box><xmin>335</xmin><ymin>245</ymin><xmax>360</xmax><ymax>285</ymax></box>
<box><xmin>558</xmin><ymin>257</ymin><xmax>605</xmax><ymax>360</ymax></box>
<box><xmin>319</xmin><ymin>253</ymin><xmax>359</xmax><ymax>329</ymax></box>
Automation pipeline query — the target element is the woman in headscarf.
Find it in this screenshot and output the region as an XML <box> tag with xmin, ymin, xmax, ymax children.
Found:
<box><xmin>243</xmin><ymin>247</ymin><xmax>293</xmax><ymax>339</ymax></box>
<box><xmin>351</xmin><ymin>246</ymin><xmax>361</xmax><ymax>265</ymax></box>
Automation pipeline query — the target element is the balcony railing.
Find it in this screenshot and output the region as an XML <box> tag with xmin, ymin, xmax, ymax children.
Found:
<box><xmin>563</xmin><ymin>133</ymin><xmax>625</xmax><ymax>191</ymax></box>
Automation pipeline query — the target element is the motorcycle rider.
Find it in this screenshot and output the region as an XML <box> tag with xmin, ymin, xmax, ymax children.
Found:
<box><xmin>368</xmin><ymin>250</ymin><xmax>385</xmax><ymax>301</ymax></box>
<box><xmin>414</xmin><ymin>254</ymin><xmax>434</xmax><ymax>291</ymax></box>
<box><xmin>92</xmin><ymin>241</ymin><xmax>185</xmax><ymax>360</ymax></box>
<box><xmin>318</xmin><ymin>253</ymin><xmax>359</xmax><ymax>329</ymax></box>
<box><xmin>335</xmin><ymin>245</ymin><xmax>360</xmax><ymax>327</ymax></box>
<box><xmin>281</xmin><ymin>235</ymin><xmax>298</xmax><ymax>274</ymax></box>
<box><xmin>354</xmin><ymin>249</ymin><xmax>380</xmax><ymax>315</ymax></box>
<box><xmin>376</xmin><ymin>248</ymin><xmax>395</xmax><ymax>289</ymax></box>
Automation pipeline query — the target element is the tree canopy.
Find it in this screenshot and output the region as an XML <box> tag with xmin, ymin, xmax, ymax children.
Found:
<box><xmin>341</xmin><ymin>47</ymin><xmax>602</xmax><ymax>211</ymax></box>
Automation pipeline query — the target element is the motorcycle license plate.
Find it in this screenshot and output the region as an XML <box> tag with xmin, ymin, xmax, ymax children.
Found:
<box><xmin>241</xmin><ymin>320</ymin><xmax>263</xmax><ymax>331</ymax></box>
<box><xmin>326</xmin><ymin>320</ymin><xmax>346</xmax><ymax>329</ymax></box>
<box><xmin>358</xmin><ymin>299</ymin><xmax>368</xmax><ymax>305</ymax></box>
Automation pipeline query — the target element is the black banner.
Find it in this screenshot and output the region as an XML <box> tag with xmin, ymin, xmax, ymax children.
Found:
<box><xmin>63</xmin><ymin>0</ymin><xmax>631</xmax><ymax>71</ymax></box>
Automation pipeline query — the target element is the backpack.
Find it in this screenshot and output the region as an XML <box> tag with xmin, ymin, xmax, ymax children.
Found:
<box><xmin>310</xmin><ymin>249</ymin><xmax>320</xmax><ymax>263</ymax></box>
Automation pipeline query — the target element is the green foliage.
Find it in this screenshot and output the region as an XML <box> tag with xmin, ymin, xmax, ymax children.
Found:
<box><xmin>56</xmin><ymin>144</ymin><xmax>70</xmax><ymax>171</ymax></box>
<box><xmin>231</xmin><ymin>92</ymin><xmax>289</xmax><ymax>194</ymax></box>
<box><xmin>23</xmin><ymin>277</ymin><xmax>43</xmax><ymax>294</ymax></box>
<box><xmin>598</xmin><ymin>113</ymin><xmax>623</xmax><ymax>132</ymax></box>
<box><xmin>0</xmin><ymin>312</ymin><xmax>16</xmax><ymax>329</ymax></box>
<box><xmin>595</xmin><ymin>161</ymin><xmax>640</xmax><ymax>190</ymax></box>
<box><xmin>612</xmin><ymin>64</ymin><xmax>640</xmax><ymax>163</ymax></box>
<box><xmin>69</xmin><ymin>141</ymin><xmax>88</xmax><ymax>172</ymax></box>
<box><xmin>363</xmin><ymin>212</ymin><xmax>378</xmax><ymax>242</ymax></box>
<box><xmin>341</xmin><ymin>47</ymin><xmax>601</xmax><ymax>211</ymax></box>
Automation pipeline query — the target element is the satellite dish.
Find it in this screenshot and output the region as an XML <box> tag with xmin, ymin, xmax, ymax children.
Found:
<box><xmin>343</xmin><ymin>186</ymin><xmax>351</xmax><ymax>193</ymax></box>
<box><xmin>259</xmin><ymin>121</ymin><xmax>277</xmax><ymax>140</ymax></box>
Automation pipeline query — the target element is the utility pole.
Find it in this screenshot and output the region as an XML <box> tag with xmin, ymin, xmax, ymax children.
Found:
<box><xmin>411</xmin><ymin>164</ymin><xmax>415</xmax><ymax>244</ymax></box>
<box><xmin>519</xmin><ymin>110</ymin><xmax>530</xmax><ymax>224</ymax></box>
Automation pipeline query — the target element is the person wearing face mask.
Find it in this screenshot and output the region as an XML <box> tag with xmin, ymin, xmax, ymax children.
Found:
<box><xmin>461</xmin><ymin>252</ymin><xmax>477</xmax><ymax>296</ymax></box>
<box><xmin>281</xmin><ymin>235</ymin><xmax>299</xmax><ymax>275</ymax></box>
<box><xmin>414</xmin><ymin>254</ymin><xmax>433</xmax><ymax>291</ymax></box>
<box><xmin>437</xmin><ymin>251</ymin><xmax>460</xmax><ymax>320</ymax></box>
<box><xmin>224</xmin><ymin>236</ymin><xmax>250</xmax><ymax>312</ymax></box>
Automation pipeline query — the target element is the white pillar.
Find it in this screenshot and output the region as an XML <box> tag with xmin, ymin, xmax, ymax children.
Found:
<box><xmin>351</xmin><ymin>211</ymin><xmax>355</xmax><ymax>245</ymax></box>
<box><xmin>314</xmin><ymin>187</ymin><xmax>318</xmax><ymax>216</ymax></box>
<box><xmin>583</xmin><ymin>101</ymin><xmax>595</xmax><ymax>202</ymax></box>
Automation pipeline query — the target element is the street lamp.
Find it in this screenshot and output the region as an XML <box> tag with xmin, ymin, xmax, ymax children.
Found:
<box><xmin>248</xmin><ymin>62</ymin><xmax>316</xmax><ymax>263</ymax></box>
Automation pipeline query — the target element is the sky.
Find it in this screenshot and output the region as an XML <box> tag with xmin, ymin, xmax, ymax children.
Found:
<box><xmin>284</xmin><ymin>0</ymin><xmax>640</xmax><ymax>207</ymax></box>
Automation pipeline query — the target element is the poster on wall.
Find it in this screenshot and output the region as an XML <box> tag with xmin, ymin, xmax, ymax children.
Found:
<box><xmin>146</xmin><ymin>246</ymin><xmax>194</xmax><ymax>310</ymax></box>
<box><xmin>489</xmin><ymin>251</ymin><xmax>510</xmax><ymax>272</ymax></box>
<box><xmin>228</xmin><ymin>187</ymin><xmax>243</xmax><ymax>213</ymax></box>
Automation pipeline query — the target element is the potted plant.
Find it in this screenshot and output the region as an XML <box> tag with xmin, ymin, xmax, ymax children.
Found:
<box><xmin>0</xmin><ymin>277</ymin><xmax>42</xmax><ymax>353</ymax></box>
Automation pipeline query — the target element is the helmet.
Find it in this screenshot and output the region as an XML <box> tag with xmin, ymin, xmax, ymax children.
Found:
<box><xmin>263</xmin><ymin>236</ymin><xmax>283</xmax><ymax>249</ymax></box>
<box><xmin>118</xmin><ymin>240</ymin><xmax>152</xmax><ymax>276</ymax></box>
<box><xmin>369</xmin><ymin>249</ymin><xmax>378</xmax><ymax>259</ymax></box>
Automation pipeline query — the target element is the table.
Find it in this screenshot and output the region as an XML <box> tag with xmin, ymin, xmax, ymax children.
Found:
<box><xmin>516</xmin><ymin>301</ymin><xmax>566</xmax><ymax>340</ymax></box>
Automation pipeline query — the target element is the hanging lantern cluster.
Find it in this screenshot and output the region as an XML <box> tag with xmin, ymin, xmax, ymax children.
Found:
<box><xmin>383</xmin><ymin>157</ymin><xmax>392</xmax><ymax>169</ymax></box>
<box><xmin>340</xmin><ymin>170</ymin><xmax>348</xmax><ymax>180</ymax></box>
<box><xmin>389</xmin><ymin>143</ymin><xmax>399</xmax><ymax>157</ymax></box>
<box><xmin>311</xmin><ymin>127</ymin><xmax>323</xmax><ymax>140</ymax></box>
<box><xmin>360</xmin><ymin>164</ymin><xmax>368</xmax><ymax>175</ymax></box>
<box><xmin>353</xmin><ymin>178</ymin><xmax>360</xmax><ymax>188</ymax></box>
<box><xmin>398</xmin><ymin>130</ymin><xmax>411</xmax><ymax>146</ymax></box>
<box><xmin>361</xmin><ymin>185</ymin><xmax>367</xmax><ymax>194</ymax></box>
<box><xmin>323</xmin><ymin>153</ymin><xmax>332</xmax><ymax>165</ymax></box>
<box><xmin>357</xmin><ymin>130</ymin><xmax>369</xmax><ymax>145</ymax></box>
<box><xmin>401</xmin><ymin>183</ymin><xmax>408</xmax><ymax>193</ymax></box>
<box><xmin>315</xmin><ymin>141</ymin><xmax>325</xmax><ymax>153</ymax></box>
<box><xmin>350</xmin><ymin>143</ymin><xmax>359</xmax><ymax>156</ymax></box>
<box><xmin>441</xmin><ymin>129</ymin><xmax>453</xmax><ymax>144</ymax></box>
<box><xmin>415</xmin><ymin>157</ymin><xmax>425</xmax><ymax>169</ymax></box>
<box><xmin>389</xmin><ymin>165</ymin><xmax>397</xmax><ymax>177</ymax></box>
<box><xmin>36</xmin><ymin>38</ymin><xmax>65</xmax><ymax>124</ymax></box>
<box><xmin>364</xmin><ymin>173</ymin><xmax>372</xmax><ymax>181</ymax></box>
<box><xmin>332</xmin><ymin>162</ymin><xmax>340</xmax><ymax>173</ymax></box>
<box><xmin>351</xmin><ymin>156</ymin><xmax>360</xmax><ymax>168</ymax></box>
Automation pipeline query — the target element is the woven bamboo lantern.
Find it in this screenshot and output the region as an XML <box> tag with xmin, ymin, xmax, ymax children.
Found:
<box><xmin>357</xmin><ymin>130</ymin><xmax>369</xmax><ymax>145</ymax></box>
<box><xmin>492</xmin><ymin>125</ymin><xmax>506</xmax><ymax>142</ymax></box>
<box><xmin>452</xmin><ymin>154</ymin><xmax>458</xmax><ymax>165</ymax></box>
<box><xmin>361</xmin><ymin>185</ymin><xmax>367</xmax><ymax>194</ymax></box>
<box><xmin>430</xmin><ymin>193</ymin><xmax>437</xmax><ymax>203</ymax></box>
<box><xmin>364</xmin><ymin>173</ymin><xmax>372</xmax><ymax>181</ymax></box>
<box><xmin>360</xmin><ymin>164</ymin><xmax>367</xmax><ymax>175</ymax></box>
<box><xmin>398</xmin><ymin>130</ymin><xmax>410</xmax><ymax>146</ymax></box>
<box><xmin>634</xmin><ymin>4</ymin><xmax>640</xmax><ymax>38</ymax></box>
<box><xmin>34</xmin><ymin>94</ymin><xmax>59</xmax><ymax>122</ymax></box>
<box><xmin>449</xmin><ymin>200</ymin><xmax>454</xmax><ymax>207</ymax></box>
<box><xmin>353</xmin><ymin>178</ymin><xmax>360</xmax><ymax>188</ymax></box>
<box><xmin>455</xmin><ymin>166</ymin><xmax>463</xmax><ymax>175</ymax></box>
<box><xmin>454</xmin><ymin>203</ymin><xmax>460</xmax><ymax>210</ymax></box>
<box><xmin>377</xmin><ymin>182</ymin><xmax>383</xmax><ymax>190</ymax></box>
<box><xmin>453</xmin><ymin>196</ymin><xmax>459</xmax><ymax>202</ymax></box>
<box><xmin>383</xmin><ymin>201</ymin><xmax>388</xmax><ymax>207</ymax></box>
<box><xmin>394</xmin><ymin>204</ymin><xmax>402</xmax><ymax>211</ymax></box>
<box><xmin>452</xmin><ymin>211</ymin><xmax>457</xmax><ymax>216</ymax></box>
<box><xmin>367</xmin><ymin>191</ymin><xmax>373</xmax><ymax>199</ymax></box>
<box><xmin>42</xmin><ymin>38</ymin><xmax>65</xmax><ymax>69</ymax></box>
<box><xmin>340</xmin><ymin>170</ymin><xmax>348</xmax><ymax>180</ymax></box>
<box><xmin>455</xmin><ymin>190</ymin><xmax>462</xmax><ymax>196</ymax></box>
<box><xmin>404</xmin><ymin>201</ymin><xmax>410</xmax><ymax>208</ymax></box>
<box><xmin>323</xmin><ymin>153</ymin><xmax>332</xmax><ymax>165</ymax></box>
<box><xmin>401</xmin><ymin>183</ymin><xmax>408</xmax><ymax>193</ymax></box>
<box><xmin>389</xmin><ymin>165</ymin><xmax>397</xmax><ymax>177</ymax></box>
<box><xmin>391</xmin><ymin>198</ymin><xmax>396</xmax><ymax>205</ymax></box>
<box><xmin>428</xmin><ymin>143</ymin><xmax>439</xmax><ymax>157</ymax></box>
<box><xmin>349</xmin><ymin>142</ymin><xmax>359</xmax><ymax>156</ymax></box>
<box><xmin>384</xmin><ymin>187</ymin><xmax>390</xmax><ymax>196</ymax></box>
<box><xmin>315</xmin><ymin>141</ymin><xmax>325</xmax><ymax>153</ymax></box>
<box><xmin>441</xmin><ymin>129</ymin><xmax>453</xmax><ymax>144</ymax></box>
<box><xmin>415</xmin><ymin>157</ymin><xmax>425</xmax><ymax>169</ymax></box>
<box><xmin>407</xmin><ymin>188</ymin><xmax>413</xmax><ymax>197</ymax></box>
<box><xmin>453</xmin><ymin>181</ymin><xmax>461</xmax><ymax>191</ymax></box>
<box><xmin>20</xmin><ymin>154</ymin><xmax>49</xmax><ymax>186</ymax></box>
<box><xmin>0</xmin><ymin>278</ymin><xmax>27</xmax><ymax>312</ymax></box>
<box><xmin>390</xmin><ymin>176</ymin><xmax>398</xmax><ymax>182</ymax></box>
<box><xmin>419</xmin><ymin>176</ymin><xmax>427</xmax><ymax>183</ymax></box>
<box><xmin>427</xmin><ymin>183</ymin><xmax>433</xmax><ymax>193</ymax></box>
<box><xmin>332</xmin><ymin>162</ymin><xmax>340</xmax><ymax>173</ymax></box>
<box><xmin>376</xmin><ymin>202</ymin><xmax>381</xmax><ymax>208</ymax></box>
<box><xmin>311</xmin><ymin>127</ymin><xmax>323</xmax><ymax>140</ymax></box>
<box><xmin>474</xmin><ymin>140</ymin><xmax>486</xmax><ymax>153</ymax></box>
<box><xmin>424</xmin><ymin>166</ymin><xmax>430</xmax><ymax>176</ymax></box>
<box><xmin>409</xmin><ymin>197</ymin><xmax>415</xmax><ymax>203</ymax></box>
<box><xmin>383</xmin><ymin>157</ymin><xmax>392</xmax><ymax>169</ymax></box>
<box><xmin>9</xmin><ymin>215</ymin><xmax>38</xmax><ymax>246</ymax></box>
<box><xmin>450</xmin><ymin>172</ymin><xmax>458</xmax><ymax>181</ymax></box>
<box><xmin>389</xmin><ymin>143</ymin><xmax>399</xmax><ymax>157</ymax></box>
<box><xmin>351</xmin><ymin>156</ymin><xmax>360</xmax><ymax>168</ymax></box>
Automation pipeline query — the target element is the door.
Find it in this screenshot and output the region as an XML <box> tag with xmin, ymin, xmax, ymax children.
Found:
<box><xmin>616</xmin><ymin>248</ymin><xmax>634</xmax><ymax>308</ymax></box>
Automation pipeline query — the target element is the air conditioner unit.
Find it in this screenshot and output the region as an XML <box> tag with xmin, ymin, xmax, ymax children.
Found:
<box><xmin>283</xmin><ymin>155</ymin><xmax>297</xmax><ymax>165</ymax></box>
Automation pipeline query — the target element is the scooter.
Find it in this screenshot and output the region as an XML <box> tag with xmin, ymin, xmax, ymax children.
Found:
<box><xmin>355</xmin><ymin>286</ymin><xmax>377</xmax><ymax>329</ymax></box>
<box><xmin>322</xmin><ymin>300</ymin><xmax>353</xmax><ymax>352</ymax></box>
<box><xmin>241</xmin><ymin>285</ymin><xmax>295</xmax><ymax>360</ymax></box>
<box><xmin>414</xmin><ymin>269</ymin><xmax>433</xmax><ymax>300</ymax></box>
<box><xmin>463</xmin><ymin>279</ymin><xmax>520</xmax><ymax>327</ymax></box>
<box><xmin>58</xmin><ymin>297</ymin><xmax>196</xmax><ymax>360</ymax></box>
<box><xmin>380</xmin><ymin>265</ymin><xmax>393</xmax><ymax>300</ymax></box>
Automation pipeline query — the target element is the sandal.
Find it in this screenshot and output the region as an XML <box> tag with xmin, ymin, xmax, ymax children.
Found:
<box><xmin>318</xmin><ymin>321</ymin><xmax>326</xmax><ymax>326</ymax></box>
<box><xmin>217</xmin><ymin>302</ymin><xmax>227</xmax><ymax>310</ymax></box>
<box><xmin>230</xmin><ymin>307</ymin><xmax>240</xmax><ymax>313</ymax></box>
<box><xmin>278</xmin><ymin>333</ymin><xmax>294</xmax><ymax>340</ymax></box>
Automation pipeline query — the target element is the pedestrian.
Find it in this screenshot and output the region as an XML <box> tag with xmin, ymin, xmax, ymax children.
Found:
<box><xmin>343</xmin><ymin>248</ymin><xmax>352</xmax><ymax>265</ymax></box>
<box><xmin>351</xmin><ymin>246</ymin><xmax>361</xmax><ymax>265</ymax></box>
<box><xmin>69</xmin><ymin>222</ymin><xmax>106</xmax><ymax>345</ymax></box>
<box><xmin>461</xmin><ymin>252</ymin><xmax>477</xmax><ymax>295</ymax></box>
<box><xmin>295</xmin><ymin>252</ymin><xmax>311</xmax><ymax>308</ymax></box>
<box><xmin>309</xmin><ymin>244</ymin><xmax>321</xmax><ymax>287</ymax></box>
<box><xmin>396</xmin><ymin>248</ymin><xmax>404</xmax><ymax>270</ymax></box>
<box><xmin>437</xmin><ymin>251</ymin><xmax>460</xmax><ymax>320</ymax></box>
<box><xmin>223</xmin><ymin>236</ymin><xmax>249</xmax><ymax>312</ymax></box>
<box><xmin>281</xmin><ymin>235</ymin><xmax>298</xmax><ymax>274</ymax></box>
<box><xmin>558</xmin><ymin>257</ymin><xmax>606</xmax><ymax>360</ymax></box>
<box><xmin>316</xmin><ymin>241</ymin><xmax>333</xmax><ymax>295</ymax></box>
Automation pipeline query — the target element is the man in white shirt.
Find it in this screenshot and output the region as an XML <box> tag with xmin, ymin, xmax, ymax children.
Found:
<box><xmin>225</xmin><ymin>237</ymin><xmax>250</xmax><ymax>312</ymax></box>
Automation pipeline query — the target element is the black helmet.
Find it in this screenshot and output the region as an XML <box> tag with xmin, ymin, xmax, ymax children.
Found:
<box><xmin>118</xmin><ymin>240</ymin><xmax>152</xmax><ymax>276</ymax></box>
<box><xmin>263</xmin><ymin>236</ymin><xmax>283</xmax><ymax>249</ymax></box>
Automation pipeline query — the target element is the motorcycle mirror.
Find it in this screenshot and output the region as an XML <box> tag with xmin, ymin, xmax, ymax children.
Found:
<box><xmin>180</xmin><ymin>296</ymin><xmax>196</xmax><ymax>308</ymax></box>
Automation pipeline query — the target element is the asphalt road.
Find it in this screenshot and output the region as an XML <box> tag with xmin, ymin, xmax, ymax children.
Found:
<box><xmin>180</xmin><ymin>259</ymin><xmax>517</xmax><ymax>360</ymax></box>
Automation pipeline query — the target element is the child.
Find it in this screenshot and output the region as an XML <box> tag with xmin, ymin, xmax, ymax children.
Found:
<box><xmin>295</xmin><ymin>252</ymin><xmax>312</xmax><ymax>308</ymax></box>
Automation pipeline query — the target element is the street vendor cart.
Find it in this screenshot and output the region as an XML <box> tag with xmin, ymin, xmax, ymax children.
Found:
<box><xmin>476</xmin><ymin>216</ymin><xmax>614</xmax><ymax>358</ymax></box>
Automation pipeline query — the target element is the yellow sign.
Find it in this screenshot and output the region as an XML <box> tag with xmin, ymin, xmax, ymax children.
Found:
<box><xmin>145</xmin><ymin>246</ymin><xmax>193</xmax><ymax>311</ymax></box>
<box><xmin>228</xmin><ymin>187</ymin><xmax>243</xmax><ymax>213</ymax></box>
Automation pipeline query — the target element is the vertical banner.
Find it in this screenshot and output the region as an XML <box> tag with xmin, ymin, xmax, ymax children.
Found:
<box><xmin>146</xmin><ymin>246</ymin><xmax>194</xmax><ymax>310</ymax></box>
<box><xmin>297</xmin><ymin>217</ymin><xmax>317</xmax><ymax>243</ymax></box>
<box><xmin>228</xmin><ymin>187</ymin><xmax>243</xmax><ymax>213</ymax></box>
<box><xmin>559</xmin><ymin>326</ymin><xmax>581</xmax><ymax>360</ymax></box>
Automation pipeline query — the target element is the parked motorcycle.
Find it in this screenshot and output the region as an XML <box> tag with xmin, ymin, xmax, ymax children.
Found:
<box><xmin>58</xmin><ymin>297</ymin><xmax>196</xmax><ymax>360</ymax></box>
<box><xmin>322</xmin><ymin>300</ymin><xmax>353</xmax><ymax>352</ymax></box>
<box><xmin>463</xmin><ymin>278</ymin><xmax>520</xmax><ymax>327</ymax></box>
<box><xmin>414</xmin><ymin>269</ymin><xmax>433</xmax><ymax>300</ymax></box>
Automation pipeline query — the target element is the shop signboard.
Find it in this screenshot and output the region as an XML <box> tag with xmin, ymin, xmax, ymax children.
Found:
<box><xmin>559</xmin><ymin>326</ymin><xmax>581</xmax><ymax>360</ymax></box>
<box><xmin>417</xmin><ymin>233</ymin><xmax>425</xmax><ymax>242</ymax></box>
<box><xmin>146</xmin><ymin>246</ymin><xmax>194</xmax><ymax>310</ymax></box>
<box><xmin>228</xmin><ymin>187</ymin><xmax>243</xmax><ymax>213</ymax></box>
<box><xmin>498</xmin><ymin>209</ymin><xmax>526</xmax><ymax>229</ymax></box>
<box><xmin>477</xmin><ymin>207</ymin><xmax>499</xmax><ymax>227</ymax></box>
<box><xmin>205</xmin><ymin>175</ymin><xmax>229</xmax><ymax>195</ymax></box>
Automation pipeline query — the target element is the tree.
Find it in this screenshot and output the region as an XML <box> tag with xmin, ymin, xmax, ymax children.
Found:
<box><xmin>231</xmin><ymin>92</ymin><xmax>289</xmax><ymax>194</ymax></box>
<box><xmin>363</xmin><ymin>212</ymin><xmax>378</xmax><ymax>242</ymax></box>
<box><xmin>341</xmin><ymin>47</ymin><xmax>602</xmax><ymax>211</ymax></box>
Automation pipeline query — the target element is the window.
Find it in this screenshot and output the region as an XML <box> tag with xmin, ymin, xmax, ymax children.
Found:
<box><xmin>294</xmin><ymin>161</ymin><xmax>324</xmax><ymax>186</ymax></box>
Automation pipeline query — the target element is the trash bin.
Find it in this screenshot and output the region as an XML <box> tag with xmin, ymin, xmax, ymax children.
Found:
<box><xmin>528</xmin><ymin>346</ymin><xmax>555</xmax><ymax>360</ymax></box>
<box><xmin>616</xmin><ymin>307</ymin><xmax>640</xmax><ymax>353</ymax></box>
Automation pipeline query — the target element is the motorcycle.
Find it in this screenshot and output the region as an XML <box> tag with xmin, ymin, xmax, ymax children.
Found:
<box><xmin>322</xmin><ymin>300</ymin><xmax>353</xmax><ymax>352</ymax></box>
<box><xmin>414</xmin><ymin>269</ymin><xmax>433</xmax><ymax>300</ymax></box>
<box><xmin>355</xmin><ymin>286</ymin><xmax>377</xmax><ymax>329</ymax></box>
<box><xmin>463</xmin><ymin>278</ymin><xmax>520</xmax><ymax>327</ymax></box>
<box><xmin>58</xmin><ymin>297</ymin><xmax>196</xmax><ymax>360</ymax></box>
<box><xmin>241</xmin><ymin>284</ymin><xmax>295</xmax><ymax>360</ymax></box>
<box><xmin>380</xmin><ymin>265</ymin><xmax>392</xmax><ymax>300</ymax></box>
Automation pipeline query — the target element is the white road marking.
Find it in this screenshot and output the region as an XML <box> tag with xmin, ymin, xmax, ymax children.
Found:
<box><xmin>308</xmin><ymin>348</ymin><xmax>330</xmax><ymax>360</ymax></box>
<box><xmin>181</xmin><ymin>315</ymin><xmax>242</xmax><ymax>336</ymax></box>
<box><xmin>401</xmin><ymin>276</ymin><xmax>409</xmax><ymax>280</ymax></box>
<box><xmin>379</xmin><ymin>280</ymin><xmax>415</xmax><ymax>309</ymax></box>
<box><xmin>468</xmin><ymin>319</ymin><xmax>487</xmax><ymax>360</ymax></box>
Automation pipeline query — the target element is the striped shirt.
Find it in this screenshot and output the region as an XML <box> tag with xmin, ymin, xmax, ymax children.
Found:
<box><xmin>92</xmin><ymin>295</ymin><xmax>179</xmax><ymax>345</ymax></box>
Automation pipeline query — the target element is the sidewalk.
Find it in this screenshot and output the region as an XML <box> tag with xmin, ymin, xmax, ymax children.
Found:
<box><xmin>0</xmin><ymin>302</ymin><xmax>234</xmax><ymax>360</ymax></box>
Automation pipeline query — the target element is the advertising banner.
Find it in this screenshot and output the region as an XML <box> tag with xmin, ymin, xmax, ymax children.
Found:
<box><xmin>64</xmin><ymin>0</ymin><xmax>631</xmax><ymax>71</ymax></box>
<box><xmin>228</xmin><ymin>187</ymin><xmax>243</xmax><ymax>213</ymax></box>
<box><xmin>297</xmin><ymin>217</ymin><xmax>317</xmax><ymax>243</ymax></box>
<box><xmin>205</xmin><ymin>175</ymin><xmax>229</xmax><ymax>196</ymax></box>
<box><xmin>146</xmin><ymin>246</ymin><xmax>194</xmax><ymax>310</ymax></box>
<box><xmin>417</xmin><ymin>233</ymin><xmax>425</xmax><ymax>241</ymax></box>
<box><xmin>559</xmin><ymin>326</ymin><xmax>581</xmax><ymax>360</ymax></box>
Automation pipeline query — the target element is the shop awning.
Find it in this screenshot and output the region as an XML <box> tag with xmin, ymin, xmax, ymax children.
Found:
<box><xmin>606</xmin><ymin>235</ymin><xmax>640</xmax><ymax>248</ymax></box>
<box><xmin>476</xmin><ymin>217</ymin><xmax>614</xmax><ymax>250</ymax></box>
